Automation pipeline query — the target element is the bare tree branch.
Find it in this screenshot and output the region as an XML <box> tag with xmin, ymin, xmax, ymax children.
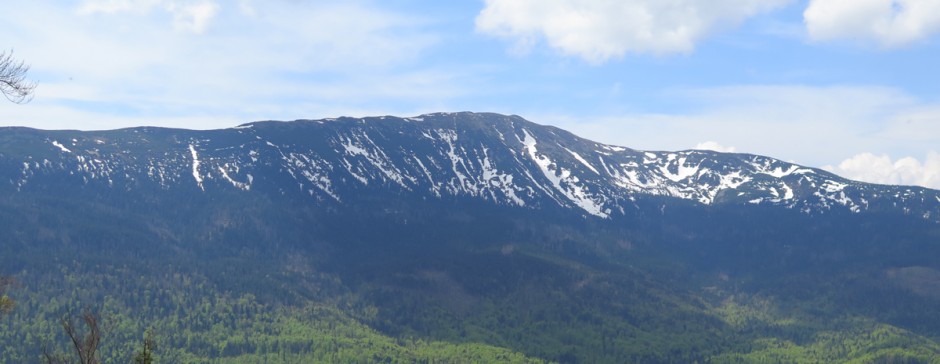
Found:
<box><xmin>44</xmin><ymin>310</ymin><xmax>104</xmax><ymax>364</ymax></box>
<box><xmin>41</xmin><ymin>344</ymin><xmax>70</xmax><ymax>364</ymax></box>
<box><xmin>0</xmin><ymin>49</ymin><xmax>37</xmax><ymax>104</ymax></box>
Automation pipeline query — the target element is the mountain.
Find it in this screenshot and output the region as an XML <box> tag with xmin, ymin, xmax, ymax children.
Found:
<box><xmin>3</xmin><ymin>111</ymin><xmax>938</xmax><ymax>220</ymax></box>
<box><xmin>2</xmin><ymin>112</ymin><xmax>940</xmax><ymax>363</ymax></box>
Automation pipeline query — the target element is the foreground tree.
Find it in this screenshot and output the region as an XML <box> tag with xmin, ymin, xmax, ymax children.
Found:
<box><xmin>0</xmin><ymin>49</ymin><xmax>36</xmax><ymax>104</ymax></box>
<box><xmin>133</xmin><ymin>330</ymin><xmax>157</xmax><ymax>364</ymax></box>
<box><xmin>43</xmin><ymin>310</ymin><xmax>104</xmax><ymax>364</ymax></box>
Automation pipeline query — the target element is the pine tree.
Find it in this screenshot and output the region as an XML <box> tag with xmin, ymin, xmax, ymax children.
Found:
<box><xmin>133</xmin><ymin>330</ymin><xmax>157</xmax><ymax>364</ymax></box>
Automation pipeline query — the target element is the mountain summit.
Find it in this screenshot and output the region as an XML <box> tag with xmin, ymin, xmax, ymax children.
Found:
<box><xmin>3</xmin><ymin>112</ymin><xmax>938</xmax><ymax>221</ymax></box>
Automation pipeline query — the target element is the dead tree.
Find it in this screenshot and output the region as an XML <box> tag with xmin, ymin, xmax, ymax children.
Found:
<box><xmin>0</xmin><ymin>49</ymin><xmax>36</xmax><ymax>104</ymax></box>
<box><xmin>43</xmin><ymin>310</ymin><xmax>104</xmax><ymax>364</ymax></box>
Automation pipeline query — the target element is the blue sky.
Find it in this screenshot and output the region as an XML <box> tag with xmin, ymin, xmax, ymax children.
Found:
<box><xmin>2</xmin><ymin>0</ymin><xmax>940</xmax><ymax>188</ymax></box>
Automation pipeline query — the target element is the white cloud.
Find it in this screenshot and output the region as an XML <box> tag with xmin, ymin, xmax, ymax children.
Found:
<box><xmin>880</xmin><ymin>104</ymin><xmax>940</xmax><ymax>142</ymax></box>
<box><xmin>804</xmin><ymin>0</ymin><xmax>940</xmax><ymax>46</ymax></box>
<box><xmin>824</xmin><ymin>152</ymin><xmax>940</xmax><ymax>189</ymax></box>
<box><xmin>694</xmin><ymin>141</ymin><xmax>737</xmax><ymax>153</ymax></box>
<box><xmin>0</xmin><ymin>1</ymin><xmax>446</xmax><ymax>130</ymax></box>
<box><xmin>533</xmin><ymin>85</ymin><xmax>940</xmax><ymax>175</ymax></box>
<box><xmin>167</xmin><ymin>2</ymin><xmax>220</xmax><ymax>33</ymax></box>
<box><xmin>476</xmin><ymin>0</ymin><xmax>793</xmax><ymax>62</ymax></box>
<box><xmin>77</xmin><ymin>0</ymin><xmax>156</xmax><ymax>14</ymax></box>
<box><xmin>79</xmin><ymin>0</ymin><xmax>220</xmax><ymax>34</ymax></box>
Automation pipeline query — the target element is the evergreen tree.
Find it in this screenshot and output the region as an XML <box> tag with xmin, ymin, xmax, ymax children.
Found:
<box><xmin>0</xmin><ymin>276</ymin><xmax>12</xmax><ymax>315</ymax></box>
<box><xmin>133</xmin><ymin>330</ymin><xmax>156</xmax><ymax>364</ymax></box>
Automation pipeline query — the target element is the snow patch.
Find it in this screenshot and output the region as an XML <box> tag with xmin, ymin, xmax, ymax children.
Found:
<box><xmin>218</xmin><ymin>165</ymin><xmax>251</xmax><ymax>191</ymax></box>
<box><xmin>437</xmin><ymin>130</ymin><xmax>472</xmax><ymax>194</ymax></box>
<box><xmin>51</xmin><ymin>141</ymin><xmax>72</xmax><ymax>153</ymax></box>
<box><xmin>344</xmin><ymin>160</ymin><xmax>369</xmax><ymax>185</ymax></box>
<box><xmin>412</xmin><ymin>156</ymin><xmax>440</xmax><ymax>197</ymax></box>
<box><xmin>341</xmin><ymin>133</ymin><xmax>411</xmax><ymax>189</ymax></box>
<box><xmin>832</xmin><ymin>191</ymin><xmax>855</xmax><ymax>208</ymax></box>
<box><xmin>481</xmin><ymin>149</ymin><xmax>524</xmax><ymax>206</ymax></box>
<box><xmin>718</xmin><ymin>171</ymin><xmax>751</xmax><ymax>190</ymax></box>
<box><xmin>342</xmin><ymin>141</ymin><xmax>369</xmax><ymax>156</ymax></box>
<box><xmin>781</xmin><ymin>183</ymin><xmax>794</xmax><ymax>200</ymax></box>
<box><xmin>564</xmin><ymin>147</ymin><xmax>599</xmax><ymax>175</ymax></box>
<box><xmin>756</xmin><ymin>164</ymin><xmax>814</xmax><ymax>178</ymax></box>
<box><xmin>522</xmin><ymin>129</ymin><xmax>608</xmax><ymax>218</ymax></box>
<box><xmin>659</xmin><ymin>156</ymin><xmax>699</xmax><ymax>182</ymax></box>
<box><xmin>189</xmin><ymin>144</ymin><xmax>204</xmax><ymax>191</ymax></box>
<box><xmin>822</xmin><ymin>180</ymin><xmax>847</xmax><ymax>193</ymax></box>
<box><xmin>301</xmin><ymin>169</ymin><xmax>339</xmax><ymax>201</ymax></box>
<box><xmin>615</xmin><ymin>166</ymin><xmax>653</xmax><ymax>189</ymax></box>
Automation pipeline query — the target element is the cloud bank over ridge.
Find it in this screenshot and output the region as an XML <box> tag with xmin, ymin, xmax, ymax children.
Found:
<box><xmin>826</xmin><ymin>152</ymin><xmax>940</xmax><ymax>189</ymax></box>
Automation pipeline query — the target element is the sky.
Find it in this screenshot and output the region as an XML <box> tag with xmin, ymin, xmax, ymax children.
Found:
<box><xmin>2</xmin><ymin>0</ymin><xmax>940</xmax><ymax>189</ymax></box>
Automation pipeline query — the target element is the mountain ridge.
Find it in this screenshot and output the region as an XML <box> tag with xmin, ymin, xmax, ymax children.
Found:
<box><xmin>3</xmin><ymin>111</ymin><xmax>939</xmax><ymax>221</ymax></box>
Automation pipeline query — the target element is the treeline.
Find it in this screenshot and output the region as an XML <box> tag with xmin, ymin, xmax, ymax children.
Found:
<box><xmin>0</xmin><ymin>264</ymin><xmax>544</xmax><ymax>363</ymax></box>
<box><xmin>5</xmin><ymin>244</ymin><xmax>940</xmax><ymax>363</ymax></box>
